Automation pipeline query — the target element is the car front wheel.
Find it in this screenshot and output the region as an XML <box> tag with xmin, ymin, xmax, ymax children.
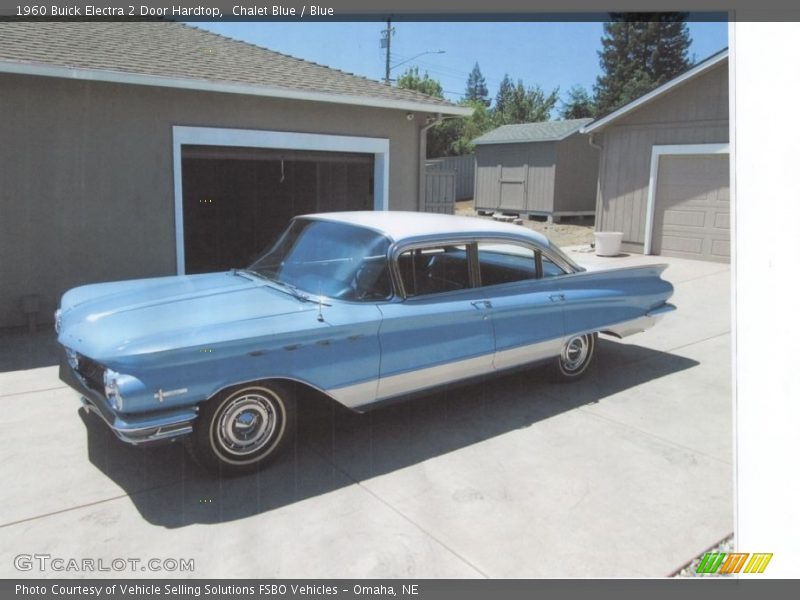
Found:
<box><xmin>552</xmin><ymin>333</ymin><xmax>596</xmax><ymax>382</ymax></box>
<box><xmin>189</xmin><ymin>382</ymin><xmax>296</xmax><ymax>476</ymax></box>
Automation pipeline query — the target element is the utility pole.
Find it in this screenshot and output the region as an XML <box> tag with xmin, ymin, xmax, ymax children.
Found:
<box><xmin>382</xmin><ymin>18</ymin><xmax>393</xmax><ymax>85</ymax></box>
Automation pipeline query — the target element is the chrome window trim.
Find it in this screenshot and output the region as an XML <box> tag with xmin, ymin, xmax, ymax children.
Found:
<box><xmin>467</xmin><ymin>236</ymin><xmax>580</xmax><ymax>276</ymax></box>
<box><xmin>476</xmin><ymin>239</ymin><xmax>539</xmax><ymax>288</ymax></box>
<box><xmin>388</xmin><ymin>234</ymin><xmax>580</xmax><ymax>300</ymax></box>
<box><xmin>389</xmin><ymin>238</ymin><xmax>478</xmax><ymax>300</ymax></box>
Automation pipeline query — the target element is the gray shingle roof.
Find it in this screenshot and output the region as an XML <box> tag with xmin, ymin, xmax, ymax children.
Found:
<box><xmin>473</xmin><ymin>118</ymin><xmax>594</xmax><ymax>145</ymax></box>
<box><xmin>0</xmin><ymin>21</ymin><xmax>465</xmax><ymax>113</ymax></box>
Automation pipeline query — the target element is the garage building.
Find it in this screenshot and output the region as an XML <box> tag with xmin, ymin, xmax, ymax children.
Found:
<box><xmin>582</xmin><ymin>49</ymin><xmax>730</xmax><ymax>262</ymax></box>
<box><xmin>0</xmin><ymin>22</ymin><xmax>468</xmax><ymax>330</ymax></box>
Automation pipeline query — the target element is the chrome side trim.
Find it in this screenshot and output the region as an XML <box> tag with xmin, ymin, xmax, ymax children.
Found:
<box><xmin>376</xmin><ymin>353</ymin><xmax>495</xmax><ymax>403</ymax></box>
<box><xmin>327</xmin><ymin>379</ymin><xmax>379</xmax><ymax>409</ymax></box>
<box><xmin>329</xmin><ymin>337</ymin><xmax>565</xmax><ymax>410</ymax></box>
<box><xmin>493</xmin><ymin>337</ymin><xmax>565</xmax><ymax>371</ymax></box>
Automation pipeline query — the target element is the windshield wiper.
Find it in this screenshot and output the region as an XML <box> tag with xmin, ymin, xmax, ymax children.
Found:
<box><xmin>268</xmin><ymin>278</ymin><xmax>313</xmax><ymax>303</ymax></box>
<box><xmin>239</xmin><ymin>269</ymin><xmax>333</xmax><ymax>305</ymax></box>
<box><xmin>242</xmin><ymin>271</ymin><xmax>313</xmax><ymax>303</ymax></box>
<box><xmin>231</xmin><ymin>268</ymin><xmax>262</xmax><ymax>281</ymax></box>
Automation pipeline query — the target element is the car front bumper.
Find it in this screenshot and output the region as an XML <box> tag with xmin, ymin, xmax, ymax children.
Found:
<box><xmin>59</xmin><ymin>355</ymin><xmax>197</xmax><ymax>446</ymax></box>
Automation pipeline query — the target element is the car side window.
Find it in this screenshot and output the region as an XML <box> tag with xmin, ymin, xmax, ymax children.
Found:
<box><xmin>398</xmin><ymin>245</ymin><xmax>470</xmax><ymax>297</ymax></box>
<box><xmin>538</xmin><ymin>251</ymin><xmax>567</xmax><ymax>278</ymax></box>
<box><xmin>477</xmin><ymin>243</ymin><xmax>536</xmax><ymax>286</ymax></box>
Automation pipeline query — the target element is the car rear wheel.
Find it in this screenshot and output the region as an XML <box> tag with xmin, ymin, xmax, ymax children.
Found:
<box><xmin>551</xmin><ymin>333</ymin><xmax>596</xmax><ymax>382</ymax></box>
<box><xmin>189</xmin><ymin>382</ymin><xmax>296</xmax><ymax>476</ymax></box>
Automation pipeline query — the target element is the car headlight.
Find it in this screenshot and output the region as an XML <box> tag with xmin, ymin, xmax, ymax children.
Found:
<box><xmin>54</xmin><ymin>309</ymin><xmax>62</xmax><ymax>334</ymax></box>
<box><xmin>103</xmin><ymin>369</ymin><xmax>124</xmax><ymax>411</ymax></box>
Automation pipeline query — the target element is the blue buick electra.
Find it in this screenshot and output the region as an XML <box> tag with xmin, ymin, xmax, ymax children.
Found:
<box><xmin>56</xmin><ymin>211</ymin><xmax>674</xmax><ymax>475</ymax></box>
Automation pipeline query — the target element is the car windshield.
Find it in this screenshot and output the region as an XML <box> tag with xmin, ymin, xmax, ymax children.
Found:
<box><xmin>247</xmin><ymin>218</ymin><xmax>393</xmax><ymax>301</ymax></box>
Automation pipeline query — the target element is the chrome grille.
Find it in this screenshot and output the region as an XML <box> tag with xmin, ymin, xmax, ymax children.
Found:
<box><xmin>76</xmin><ymin>354</ymin><xmax>105</xmax><ymax>394</ymax></box>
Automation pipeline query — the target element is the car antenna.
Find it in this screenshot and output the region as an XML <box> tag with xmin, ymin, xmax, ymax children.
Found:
<box><xmin>317</xmin><ymin>290</ymin><xmax>325</xmax><ymax>322</ymax></box>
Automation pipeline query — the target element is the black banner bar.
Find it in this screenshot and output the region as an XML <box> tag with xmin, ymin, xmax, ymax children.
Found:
<box><xmin>2</xmin><ymin>580</ymin><xmax>800</xmax><ymax>600</ymax></box>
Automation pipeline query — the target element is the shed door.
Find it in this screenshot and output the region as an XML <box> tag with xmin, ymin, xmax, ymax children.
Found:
<box><xmin>499</xmin><ymin>164</ymin><xmax>526</xmax><ymax>210</ymax></box>
<box><xmin>652</xmin><ymin>154</ymin><xmax>730</xmax><ymax>263</ymax></box>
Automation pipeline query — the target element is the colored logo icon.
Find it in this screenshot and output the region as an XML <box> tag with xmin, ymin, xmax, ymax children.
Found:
<box><xmin>696</xmin><ymin>552</ymin><xmax>773</xmax><ymax>574</ymax></box>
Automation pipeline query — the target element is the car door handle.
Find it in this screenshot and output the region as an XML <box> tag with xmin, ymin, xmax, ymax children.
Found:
<box><xmin>471</xmin><ymin>300</ymin><xmax>492</xmax><ymax>310</ymax></box>
<box><xmin>549</xmin><ymin>294</ymin><xmax>566</xmax><ymax>302</ymax></box>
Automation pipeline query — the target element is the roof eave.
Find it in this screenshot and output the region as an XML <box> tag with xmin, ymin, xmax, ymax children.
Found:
<box><xmin>581</xmin><ymin>50</ymin><xmax>729</xmax><ymax>134</ymax></box>
<box><xmin>0</xmin><ymin>59</ymin><xmax>472</xmax><ymax>116</ymax></box>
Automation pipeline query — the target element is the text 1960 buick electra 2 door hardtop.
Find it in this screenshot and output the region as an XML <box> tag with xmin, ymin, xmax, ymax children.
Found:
<box><xmin>56</xmin><ymin>211</ymin><xmax>674</xmax><ymax>475</ymax></box>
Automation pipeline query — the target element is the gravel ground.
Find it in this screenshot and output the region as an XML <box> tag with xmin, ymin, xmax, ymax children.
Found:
<box><xmin>454</xmin><ymin>199</ymin><xmax>595</xmax><ymax>248</ymax></box>
<box><xmin>672</xmin><ymin>534</ymin><xmax>735</xmax><ymax>577</ymax></box>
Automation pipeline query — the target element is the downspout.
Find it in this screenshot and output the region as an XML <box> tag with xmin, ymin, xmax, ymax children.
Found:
<box><xmin>418</xmin><ymin>113</ymin><xmax>443</xmax><ymax>211</ymax></box>
<box><xmin>587</xmin><ymin>132</ymin><xmax>604</xmax><ymax>235</ymax></box>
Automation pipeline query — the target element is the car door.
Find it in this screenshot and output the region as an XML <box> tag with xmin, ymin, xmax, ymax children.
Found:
<box><xmin>475</xmin><ymin>242</ymin><xmax>566</xmax><ymax>370</ymax></box>
<box><xmin>375</xmin><ymin>243</ymin><xmax>495</xmax><ymax>400</ymax></box>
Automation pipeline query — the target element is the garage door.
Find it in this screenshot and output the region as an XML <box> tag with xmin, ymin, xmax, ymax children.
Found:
<box><xmin>181</xmin><ymin>146</ymin><xmax>374</xmax><ymax>274</ymax></box>
<box><xmin>651</xmin><ymin>154</ymin><xmax>730</xmax><ymax>262</ymax></box>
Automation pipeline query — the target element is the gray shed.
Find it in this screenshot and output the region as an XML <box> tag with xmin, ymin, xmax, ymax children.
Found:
<box><xmin>473</xmin><ymin>119</ymin><xmax>599</xmax><ymax>222</ymax></box>
<box><xmin>582</xmin><ymin>49</ymin><xmax>729</xmax><ymax>262</ymax></box>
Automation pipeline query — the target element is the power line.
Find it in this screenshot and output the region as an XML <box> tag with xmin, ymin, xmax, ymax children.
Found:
<box><xmin>391</xmin><ymin>53</ymin><xmax>507</xmax><ymax>86</ymax></box>
<box><xmin>388</xmin><ymin>61</ymin><xmax>502</xmax><ymax>87</ymax></box>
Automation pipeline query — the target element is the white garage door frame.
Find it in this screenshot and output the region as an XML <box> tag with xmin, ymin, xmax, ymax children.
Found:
<box><xmin>172</xmin><ymin>126</ymin><xmax>390</xmax><ymax>275</ymax></box>
<box><xmin>644</xmin><ymin>143</ymin><xmax>730</xmax><ymax>255</ymax></box>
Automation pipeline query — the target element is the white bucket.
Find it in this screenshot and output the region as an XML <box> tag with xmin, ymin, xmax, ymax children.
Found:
<box><xmin>594</xmin><ymin>231</ymin><xmax>624</xmax><ymax>256</ymax></box>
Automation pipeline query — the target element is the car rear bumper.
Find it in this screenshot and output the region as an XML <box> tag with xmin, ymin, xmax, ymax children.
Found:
<box><xmin>59</xmin><ymin>355</ymin><xmax>197</xmax><ymax>446</ymax></box>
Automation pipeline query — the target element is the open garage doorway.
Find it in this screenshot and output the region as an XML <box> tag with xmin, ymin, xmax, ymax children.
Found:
<box><xmin>181</xmin><ymin>146</ymin><xmax>374</xmax><ymax>273</ymax></box>
<box><xmin>172</xmin><ymin>127</ymin><xmax>390</xmax><ymax>275</ymax></box>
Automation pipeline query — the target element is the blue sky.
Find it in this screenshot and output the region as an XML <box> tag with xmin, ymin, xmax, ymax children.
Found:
<box><xmin>196</xmin><ymin>21</ymin><xmax>727</xmax><ymax>108</ymax></box>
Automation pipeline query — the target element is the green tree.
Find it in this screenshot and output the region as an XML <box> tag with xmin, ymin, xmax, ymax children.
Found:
<box><xmin>493</xmin><ymin>74</ymin><xmax>515</xmax><ymax>118</ymax></box>
<box><xmin>454</xmin><ymin>100</ymin><xmax>493</xmax><ymax>154</ymax></box>
<box><xmin>396</xmin><ymin>68</ymin><xmax>492</xmax><ymax>157</ymax></box>
<box><xmin>396</xmin><ymin>66</ymin><xmax>444</xmax><ymax>98</ymax></box>
<box><xmin>594</xmin><ymin>13</ymin><xmax>692</xmax><ymax>115</ymax></box>
<box><xmin>424</xmin><ymin>100</ymin><xmax>494</xmax><ymax>158</ymax></box>
<box><xmin>427</xmin><ymin>117</ymin><xmax>461</xmax><ymax>158</ymax></box>
<box><xmin>494</xmin><ymin>79</ymin><xmax>559</xmax><ymax>125</ymax></box>
<box><xmin>395</xmin><ymin>68</ymin><xmax>457</xmax><ymax>157</ymax></box>
<box><xmin>560</xmin><ymin>85</ymin><xmax>597</xmax><ymax>119</ymax></box>
<box><xmin>465</xmin><ymin>62</ymin><xmax>490</xmax><ymax>107</ymax></box>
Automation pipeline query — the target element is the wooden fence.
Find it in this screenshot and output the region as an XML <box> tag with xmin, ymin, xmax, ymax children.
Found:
<box><xmin>426</xmin><ymin>154</ymin><xmax>475</xmax><ymax>201</ymax></box>
<box><xmin>423</xmin><ymin>169</ymin><xmax>456</xmax><ymax>214</ymax></box>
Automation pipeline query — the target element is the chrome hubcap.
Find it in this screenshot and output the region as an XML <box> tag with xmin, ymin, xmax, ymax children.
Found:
<box><xmin>216</xmin><ymin>393</ymin><xmax>277</xmax><ymax>456</ymax></box>
<box><xmin>561</xmin><ymin>335</ymin><xmax>590</xmax><ymax>372</ymax></box>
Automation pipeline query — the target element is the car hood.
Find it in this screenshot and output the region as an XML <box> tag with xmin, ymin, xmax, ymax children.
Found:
<box><xmin>58</xmin><ymin>271</ymin><xmax>315</xmax><ymax>360</ymax></box>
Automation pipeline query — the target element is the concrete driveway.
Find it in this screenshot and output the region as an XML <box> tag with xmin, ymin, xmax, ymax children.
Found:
<box><xmin>0</xmin><ymin>251</ymin><xmax>732</xmax><ymax>578</ymax></box>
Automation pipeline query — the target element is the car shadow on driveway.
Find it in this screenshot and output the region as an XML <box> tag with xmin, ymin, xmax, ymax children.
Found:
<box><xmin>79</xmin><ymin>338</ymin><xmax>699</xmax><ymax>528</ymax></box>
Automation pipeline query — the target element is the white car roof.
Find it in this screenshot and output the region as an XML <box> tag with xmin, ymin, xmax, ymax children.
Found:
<box><xmin>303</xmin><ymin>211</ymin><xmax>551</xmax><ymax>247</ymax></box>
